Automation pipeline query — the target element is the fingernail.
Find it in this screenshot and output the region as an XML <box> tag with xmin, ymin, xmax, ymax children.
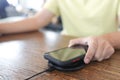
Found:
<box><xmin>68</xmin><ymin>44</ymin><xmax>71</xmax><ymax>47</ymax></box>
<box><xmin>68</xmin><ymin>44</ymin><xmax>73</xmax><ymax>47</ymax></box>
<box><xmin>84</xmin><ymin>58</ymin><xmax>90</xmax><ymax>64</ymax></box>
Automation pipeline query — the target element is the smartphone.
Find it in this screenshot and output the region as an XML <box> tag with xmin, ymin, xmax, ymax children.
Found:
<box><xmin>44</xmin><ymin>45</ymin><xmax>88</xmax><ymax>67</ymax></box>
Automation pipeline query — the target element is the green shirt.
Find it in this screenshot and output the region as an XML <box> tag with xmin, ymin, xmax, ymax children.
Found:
<box><xmin>44</xmin><ymin>0</ymin><xmax>119</xmax><ymax>37</ymax></box>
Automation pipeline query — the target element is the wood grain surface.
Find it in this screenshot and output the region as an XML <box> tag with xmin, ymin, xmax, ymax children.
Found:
<box><xmin>0</xmin><ymin>30</ymin><xmax>120</xmax><ymax>80</ymax></box>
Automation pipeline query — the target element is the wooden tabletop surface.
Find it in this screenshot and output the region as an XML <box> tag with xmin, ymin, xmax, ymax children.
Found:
<box><xmin>0</xmin><ymin>30</ymin><xmax>120</xmax><ymax>80</ymax></box>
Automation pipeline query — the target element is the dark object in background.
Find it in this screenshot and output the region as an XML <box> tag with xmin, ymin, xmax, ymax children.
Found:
<box><xmin>0</xmin><ymin>0</ymin><xmax>9</xmax><ymax>18</ymax></box>
<box><xmin>44</xmin><ymin>17</ymin><xmax>63</xmax><ymax>32</ymax></box>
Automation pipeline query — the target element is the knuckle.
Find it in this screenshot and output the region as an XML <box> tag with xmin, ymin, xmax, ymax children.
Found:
<box><xmin>105</xmin><ymin>55</ymin><xmax>111</xmax><ymax>59</ymax></box>
<box><xmin>104</xmin><ymin>49</ymin><xmax>114</xmax><ymax>60</ymax></box>
<box><xmin>94</xmin><ymin>54</ymin><xmax>101</xmax><ymax>61</ymax></box>
<box><xmin>90</xmin><ymin>41</ymin><xmax>98</xmax><ymax>50</ymax></box>
<box><xmin>98</xmin><ymin>58</ymin><xmax>103</xmax><ymax>62</ymax></box>
<box><xmin>107</xmin><ymin>46</ymin><xmax>114</xmax><ymax>54</ymax></box>
<box><xmin>94</xmin><ymin>52</ymin><xmax>104</xmax><ymax>62</ymax></box>
<box><xmin>103</xmin><ymin>40</ymin><xmax>107</xmax><ymax>45</ymax></box>
<box><xmin>104</xmin><ymin>43</ymin><xmax>113</xmax><ymax>51</ymax></box>
<box><xmin>111</xmin><ymin>48</ymin><xmax>115</xmax><ymax>53</ymax></box>
<box><xmin>97</xmin><ymin>58</ymin><xmax>103</xmax><ymax>62</ymax></box>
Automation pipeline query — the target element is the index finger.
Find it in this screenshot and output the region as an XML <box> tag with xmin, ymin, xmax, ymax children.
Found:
<box><xmin>84</xmin><ymin>42</ymin><xmax>97</xmax><ymax>64</ymax></box>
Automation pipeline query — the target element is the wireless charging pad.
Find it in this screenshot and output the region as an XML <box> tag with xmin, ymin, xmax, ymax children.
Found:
<box><xmin>48</xmin><ymin>61</ymin><xmax>85</xmax><ymax>71</ymax></box>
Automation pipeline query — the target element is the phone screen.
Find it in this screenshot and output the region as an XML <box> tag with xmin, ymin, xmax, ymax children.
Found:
<box><xmin>48</xmin><ymin>47</ymin><xmax>86</xmax><ymax>61</ymax></box>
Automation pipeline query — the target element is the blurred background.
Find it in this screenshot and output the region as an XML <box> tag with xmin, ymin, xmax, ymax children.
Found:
<box><xmin>0</xmin><ymin>0</ymin><xmax>63</xmax><ymax>32</ymax></box>
<box><xmin>0</xmin><ymin>0</ymin><xmax>45</xmax><ymax>18</ymax></box>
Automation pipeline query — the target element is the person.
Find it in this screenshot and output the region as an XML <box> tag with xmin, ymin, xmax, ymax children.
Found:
<box><xmin>0</xmin><ymin>0</ymin><xmax>120</xmax><ymax>64</ymax></box>
<box><xmin>0</xmin><ymin>0</ymin><xmax>9</xmax><ymax>18</ymax></box>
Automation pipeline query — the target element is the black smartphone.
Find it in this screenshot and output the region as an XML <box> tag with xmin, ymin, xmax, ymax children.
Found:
<box><xmin>44</xmin><ymin>45</ymin><xmax>88</xmax><ymax>67</ymax></box>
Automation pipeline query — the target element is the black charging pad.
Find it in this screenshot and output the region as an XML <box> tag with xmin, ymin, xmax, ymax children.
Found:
<box><xmin>48</xmin><ymin>60</ymin><xmax>85</xmax><ymax>71</ymax></box>
<box><xmin>44</xmin><ymin>45</ymin><xmax>88</xmax><ymax>71</ymax></box>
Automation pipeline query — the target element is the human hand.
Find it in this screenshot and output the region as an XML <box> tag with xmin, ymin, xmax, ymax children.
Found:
<box><xmin>68</xmin><ymin>36</ymin><xmax>115</xmax><ymax>64</ymax></box>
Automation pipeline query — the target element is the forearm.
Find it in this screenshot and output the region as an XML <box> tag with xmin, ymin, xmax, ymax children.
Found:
<box><xmin>0</xmin><ymin>9</ymin><xmax>54</xmax><ymax>34</ymax></box>
<box><xmin>0</xmin><ymin>17</ymin><xmax>40</xmax><ymax>34</ymax></box>
<box><xmin>101</xmin><ymin>31</ymin><xmax>120</xmax><ymax>49</ymax></box>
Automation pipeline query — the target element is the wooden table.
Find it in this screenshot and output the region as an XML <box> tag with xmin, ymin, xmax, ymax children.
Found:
<box><xmin>0</xmin><ymin>30</ymin><xmax>120</xmax><ymax>80</ymax></box>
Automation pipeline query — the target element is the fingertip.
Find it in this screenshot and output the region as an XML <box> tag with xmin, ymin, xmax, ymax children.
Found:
<box><xmin>68</xmin><ymin>44</ymin><xmax>72</xmax><ymax>47</ymax></box>
<box><xmin>68</xmin><ymin>40</ymin><xmax>74</xmax><ymax>47</ymax></box>
<box><xmin>84</xmin><ymin>58</ymin><xmax>90</xmax><ymax>64</ymax></box>
<box><xmin>84</xmin><ymin>52</ymin><xmax>91</xmax><ymax>64</ymax></box>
